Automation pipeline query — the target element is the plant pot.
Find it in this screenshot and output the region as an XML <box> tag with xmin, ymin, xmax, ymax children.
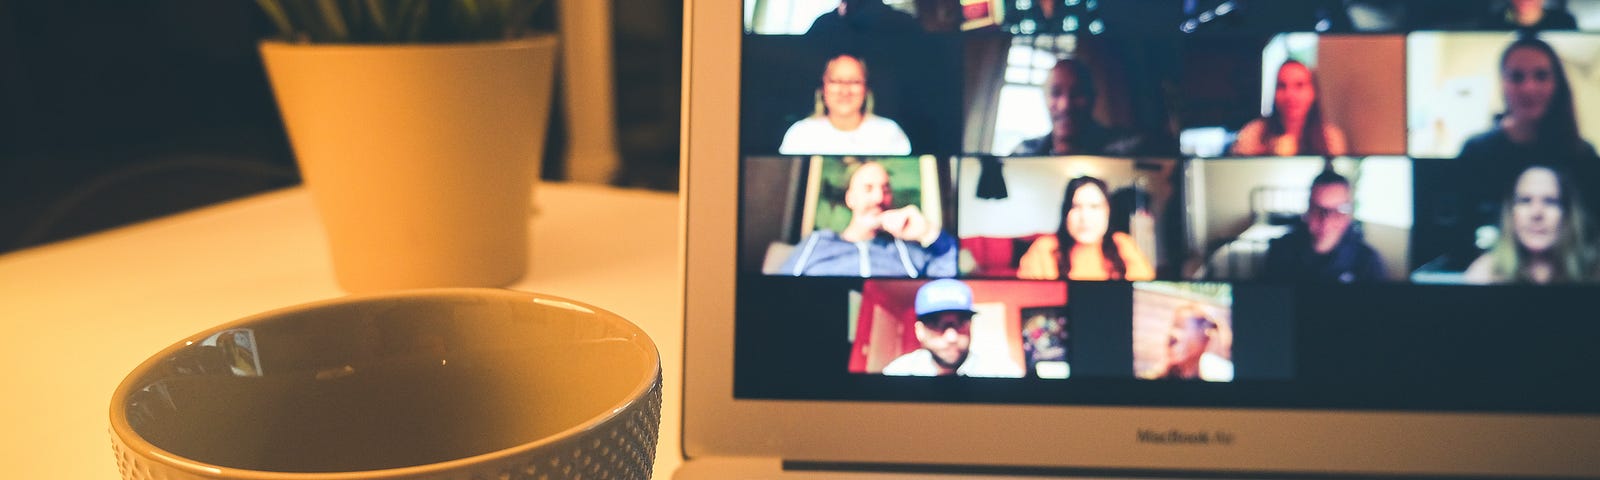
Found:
<box><xmin>261</xmin><ymin>35</ymin><xmax>557</xmax><ymax>293</ymax></box>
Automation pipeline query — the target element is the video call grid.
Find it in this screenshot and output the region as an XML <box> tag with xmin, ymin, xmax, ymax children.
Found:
<box><xmin>726</xmin><ymin>1</ymin><xmax>1600</xmax><ymax>405</ymax></box>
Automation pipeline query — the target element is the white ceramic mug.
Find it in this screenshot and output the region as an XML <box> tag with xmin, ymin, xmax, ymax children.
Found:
<box><xmin>110</xmin><ymin>288</ymin><xmax>660</xmax><ymax>480</ymax></box>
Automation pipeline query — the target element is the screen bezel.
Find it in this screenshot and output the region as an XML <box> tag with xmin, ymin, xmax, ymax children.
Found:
<box><xmin>681</xmin><ymin>1</ymin><xmax>1600</xmax><ymax>476</ymax></box>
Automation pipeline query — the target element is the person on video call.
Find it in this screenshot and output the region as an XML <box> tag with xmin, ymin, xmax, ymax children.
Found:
<box><xmin>1262</xmin><ymin>169</ymin><xmax>1387</xmax><ymax>283</ymax></box>
<box><xmin>781</xmin><ymin>160</ymin><xmax>956</xmax><ymax>277</ymax></box>
<box><xmin>1018</xmin><ymin>176</ymin><xmax>1155</xmax><ymax>281</ymax></box>
<box><xmin>1455</xmin><ymin>36</ymin><xmax>1600</xmax><ymax>260</ymax></box>
<box><xmin>1231</xmin><ymin>60</ymin><xmax>1348</xmax><ymax>157</ymax></box>
<box><xmin>1465</xmin><ymin>165</ymin><xmax>1597</xmax><ymax>284</ymax></box>
<box><xmin>882</xmin><ymin>279</ymin><xmax>1023</xmax><ymax>377</ymax></box>
<box><xmin>1011</xmin><ymin>59</ymin><xmax>1155</xmax><ymax>157</ymax></box>
<box><xmin>1146</xmin><ymin>304</ymin><xmax>1233</xmax><ymax>382</ymax></box>
<box><xmin>779</xmin><ymin>54</ymin><xmax>912</xmax><ymax>156</ymax></box>
<box><xmin>1480</xmin><ymin>0</ymin><xmax>1578</xmax><ymax>31</ymax></box>
<box><xmin>806</xmin><ymin>0</ymin><xmax>923</xmax><ymax>36</ymax></box>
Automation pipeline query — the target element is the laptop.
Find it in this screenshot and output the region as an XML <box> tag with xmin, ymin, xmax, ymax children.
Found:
<box><xmin>679</xmin><ymin>1</ymin><xmax>1600</xmax><ymax>478</ymax></box>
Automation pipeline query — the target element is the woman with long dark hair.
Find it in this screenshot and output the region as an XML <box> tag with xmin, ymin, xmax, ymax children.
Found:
<box><xmin>1460</xmin><ymin>36</ymin><xmax>1592</xmax><ymax>164</ymax></box>
<box><xmin>1018</xmin><ymin>176</ymin><xmax>1154</xmax><ymax>281</ymax></box>
<box><xmin>1231</xmin><ymin>60</ymin><xmax>1347</xmax><ymax>157</ymax></box>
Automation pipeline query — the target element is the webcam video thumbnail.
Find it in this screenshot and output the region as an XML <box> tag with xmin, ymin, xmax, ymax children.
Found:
<box><xmin>847</xmin><ymin>279</ymin><xmax>1068</xmax><ymax>379</ymax></box>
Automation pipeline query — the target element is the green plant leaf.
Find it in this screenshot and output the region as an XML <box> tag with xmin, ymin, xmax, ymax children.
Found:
<box><xmin>403</xmin><ymin>0</ymin><xmax>430</xmax><ymax>41</ymax></box>
<box><xmin>279</xmin><ymin>0</ymin><xmax>332</xmax><ymax>42</ymax></box>
<box><xmin>343</xmin><ymin>0</ymin><xmax>365</xmax><ymax>41</ymax></box>
<box><xmin>505</xmin><ymin>0</ymin><xmax>545</xmax><ymax>38</ymax></box>
<box><xmin>390</xmin><ymin>0</ymin><xmax>419</xmax><ymax>41</ymax></box>
<box><xmin>476</xmin><ymin>0</ymin><xmax>506</xmax><ymax>39</ymax></box>
<box><xmin>314</xmin><ymin>0</ymin><xmax>350</xmax><ymax>41</ymax></box>
<box><xmin>252</xmin><ymin>0</ymin><xmax>546</xmax><ymax>43</ymax></box>
<box><xmin>460</xmin><ymin>0</ymin><xmax>481</xmax><ymax>35</ymax></box>
<box><xmin>364</xmin><ymin>0</ymin><xmax>393</xmax><ymax>39</ymax></box>
<box><xmin>255</xmin><ymin>0</ymin><xmax>296</xmax><ymax>38</ymax></box>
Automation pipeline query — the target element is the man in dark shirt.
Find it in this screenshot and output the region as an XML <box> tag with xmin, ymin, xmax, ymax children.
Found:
<box><xmin>806</xmin><ymin>0</ymin><xmax>923</xmax><ymax>36</ymax></box>
<box><xmin>1263</xmin><ymin>170</ymin><xmax>1387</xmax><ymax>283</ymax></box>
<box><xmin>1011</xmin><ymin>58</ymin><xmax>1152</xmax><ymax>157</ymax></box>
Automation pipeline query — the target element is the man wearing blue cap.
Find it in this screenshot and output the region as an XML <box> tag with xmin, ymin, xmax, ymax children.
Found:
<box><xmin>881</xmin><ymin>279</ymin><xmax>1023</xmax><ymax>377</ymax></box>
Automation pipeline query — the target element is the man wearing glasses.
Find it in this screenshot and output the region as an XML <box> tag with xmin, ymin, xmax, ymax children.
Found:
<box><xmin>881</xmin><ymin>279</ymin><xmax>1023</xmax><ymax>378</ymax></box>
<box><xmin>1263</xmin><ymin>169</ymin><xmax>1388</xmax><ymax>283</ymax></box>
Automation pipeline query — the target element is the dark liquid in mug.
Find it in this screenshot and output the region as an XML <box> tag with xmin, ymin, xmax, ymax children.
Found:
<box><xmin>127</xmin><ymin>343</ymin><xmax>646</xmax><ymax>473</ymax></box>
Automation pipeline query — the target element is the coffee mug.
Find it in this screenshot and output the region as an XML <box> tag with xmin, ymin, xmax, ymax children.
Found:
<box><xmin>109</xmin><ymin>288</ymin><xmax>661</xmax><ymax>480</ymax></box>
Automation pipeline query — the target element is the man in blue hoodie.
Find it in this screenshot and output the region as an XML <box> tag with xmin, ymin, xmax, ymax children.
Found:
<box><xmin>1262</xmin><ymin>170</ymin><xmax>1387</xmax><ymax>283</ymax></box>
<box><xmin>781</xmin><ymin>160</ymin><xmax>957</xmax><ymax>278</ymax></box>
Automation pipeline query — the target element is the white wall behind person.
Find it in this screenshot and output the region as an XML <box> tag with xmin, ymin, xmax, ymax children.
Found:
<box><xmin>1352</xmin><ymin>157</ymin><xmax>1414</xmax><ymax>230</ymax></box>
<box><xmin>1352</xmin><ymin>157</ymin><xmax>1414</xmax><ymax>280</ymax></box>
<box><xmin>1572</xmin><ymin>0</ymin><xmax>1600</xmax><ymax>30</ymax></box>
<box><xmin>1191</xmin><ymin>157</ymin><xmax>1323</xmax><ymax>253</ymax></box>
<box><xmin>1408</xmin><ymin>32</ymin><xmax>1600</xmax><ymax>158</ymax></box>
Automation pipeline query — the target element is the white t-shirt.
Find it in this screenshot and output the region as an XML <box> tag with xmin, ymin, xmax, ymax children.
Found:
<box><xmin>778</xmin><ymin>115</ymin><xmax>912</xmax><ymax>156</ymax></box>
<box><xmin>880</xmin><ymin>349</ymin><xmax>1024</xmax><ymax>378</ymax></box>
<box><xmin>1200</xmin><ymin>352</ymin><xmax>1235</xmax><ymax>382</ymax></box>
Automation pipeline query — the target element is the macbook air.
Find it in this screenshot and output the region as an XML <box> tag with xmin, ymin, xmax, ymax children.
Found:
<box><xmin>679</xmin><ymin>0</ymin><xmax>1600</xmax><ymax>477</ymax></box>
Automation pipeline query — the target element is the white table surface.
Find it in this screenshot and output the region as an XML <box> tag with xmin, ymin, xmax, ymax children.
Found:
<box><xmin>0</xmin><ymin>182</ymin><xmax>683</xmax><ymax>478</ymax></box>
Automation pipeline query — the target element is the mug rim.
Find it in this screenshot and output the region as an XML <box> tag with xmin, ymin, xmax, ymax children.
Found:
<box><xmin>108</xmin><ymin>287</ymin><xmax>661</xmax><ymax>480</ymax></box>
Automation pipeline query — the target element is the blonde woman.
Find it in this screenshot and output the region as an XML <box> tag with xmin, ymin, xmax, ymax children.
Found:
<box><xmin>1465</xmin><ymin>165</ymin><xmax>1597</xmax><ymax>284</ymax></box>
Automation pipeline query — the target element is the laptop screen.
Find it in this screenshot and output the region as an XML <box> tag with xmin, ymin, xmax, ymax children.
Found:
<box><xmin>733</xmin><ymin>0</ymin><xmax>1600</xmax><ymax>414</ymax></box>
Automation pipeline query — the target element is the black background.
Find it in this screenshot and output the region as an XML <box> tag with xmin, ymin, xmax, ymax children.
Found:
<box><xmin>734</xmin><ymin>275</ymin><xmax>1600</xmax><ymax>413</ymax></box>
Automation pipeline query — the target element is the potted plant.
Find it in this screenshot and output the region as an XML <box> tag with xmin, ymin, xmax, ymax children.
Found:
<box><xmin>255</xmin><ymin>0</ymin><xmax>555</xmax><ymax>293</ymax></box>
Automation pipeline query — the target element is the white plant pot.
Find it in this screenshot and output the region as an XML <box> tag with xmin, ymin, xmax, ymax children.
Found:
<box><xmin>261</xmin><ymin>35</ymin><xmax>557</xmax><ymax>293</ymax></box>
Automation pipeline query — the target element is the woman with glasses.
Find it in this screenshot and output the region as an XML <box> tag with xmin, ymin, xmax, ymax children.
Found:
<box><xmin>1261</xmin><ymin>169</ymin><xmax>1388</xmax><ymax>283</ymax></box>
<box><xmin>778</xmin><ymin>54</ymin><xmax>912</xmax><ymax>155</ymax></box>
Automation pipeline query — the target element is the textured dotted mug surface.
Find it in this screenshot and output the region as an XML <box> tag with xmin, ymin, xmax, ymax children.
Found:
<box><xmin>109</xmin><ymin>289</ymin><xmax>662</xmax><ymax>480</ymax></box>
